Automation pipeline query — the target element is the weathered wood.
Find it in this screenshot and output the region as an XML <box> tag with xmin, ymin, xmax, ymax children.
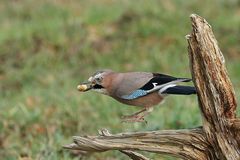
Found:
<box><xmin>187</xmin><ymin>14</ymin><xmax>240</xmax><ymax>159</ymax></box>
<box><xmin>100</xmin><ymin>128</ymin><xmax>150</xmax><ymax>160</ymax></box>
<box><xmin>64</xmin><ymin>14</ymin><xmax>240</xmax><ymax>160</ymax></box>
<box><xmin>64</xmin><ymin>128</ymin><xmax>208</xmax><ymax>160</ymax></box>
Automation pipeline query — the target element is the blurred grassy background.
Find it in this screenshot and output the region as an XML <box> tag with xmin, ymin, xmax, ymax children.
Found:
<box><xmin>0</xmin><ymin>0</ymin><xmax>240</xmax><ymax>159</ymax></box>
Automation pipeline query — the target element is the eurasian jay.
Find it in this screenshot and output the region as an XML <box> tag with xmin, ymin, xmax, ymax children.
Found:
<box><xmin>78</xmin><ymin>70</ymin><xmax>196</xmax><ymax>122</ymax></box>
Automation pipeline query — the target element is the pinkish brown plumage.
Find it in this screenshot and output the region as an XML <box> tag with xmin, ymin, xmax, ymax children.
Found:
<box><xmin>78</xmin><ymin>70</ymin><xmax>196</xmax><ymax>122</ymax></box>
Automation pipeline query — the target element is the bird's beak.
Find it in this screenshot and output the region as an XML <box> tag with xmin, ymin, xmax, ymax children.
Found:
<box><xmin>77</xmin><ymin>82</ymin><xmax>93</xmax><ymax>92</ymax></box>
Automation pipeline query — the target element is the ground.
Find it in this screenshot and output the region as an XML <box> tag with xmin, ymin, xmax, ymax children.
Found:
<box><xmin>0</xmin><ymin>0</ymin><xmax>240</xmax><ymax>160</ymax></box>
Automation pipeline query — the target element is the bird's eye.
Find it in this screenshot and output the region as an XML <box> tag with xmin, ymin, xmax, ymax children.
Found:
<box><xmin>95</xmin><ymin>77</ymin><xmax>102</xmax><ymax>82</ymax></box>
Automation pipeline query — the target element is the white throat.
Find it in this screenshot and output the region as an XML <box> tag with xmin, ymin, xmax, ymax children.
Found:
<box><xmin>93</xmin><ymin>88</ymin><xmax>108</xmax><ymax>95</ymax></box>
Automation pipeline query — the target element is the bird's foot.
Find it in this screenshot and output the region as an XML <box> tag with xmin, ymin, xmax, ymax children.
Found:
<box><xmin>121</xmin><ymin>115</ymin><xmax>147</xmax><ymax>123</ymax></box>
<box><xmin>120</xmin><ymin>107</ymin><xmax>153</xmax><ymax>123</ymax></box>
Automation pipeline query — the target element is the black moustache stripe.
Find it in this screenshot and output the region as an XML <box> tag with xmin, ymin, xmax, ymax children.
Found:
<box><xmin>93</xmin><ymin>84</ymin><xmax>104</xmax><ymax>89</ymax></box>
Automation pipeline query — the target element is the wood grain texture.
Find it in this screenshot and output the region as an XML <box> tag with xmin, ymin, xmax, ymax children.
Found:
<box><xmin>63</xmin><ymin>128</ymin><xmax>208</xmax><ymax>160</ymax></box>
<box><xmin>187</xmin><ymin>14</ymin><xmax>239</xmax><ymax>160</ymax></box>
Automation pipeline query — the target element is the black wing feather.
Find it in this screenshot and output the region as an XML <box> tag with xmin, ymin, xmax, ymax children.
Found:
<box><xmin>140</xmin><ymin>73</ymin><xmax>191</xmax><ymax>90</ymax></box>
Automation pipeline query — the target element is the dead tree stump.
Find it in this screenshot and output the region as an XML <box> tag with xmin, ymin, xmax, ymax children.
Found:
<box><xmin>64</xmin><ymin>14</ymin><xmax>240</xmax><ymax>160</ymax></box>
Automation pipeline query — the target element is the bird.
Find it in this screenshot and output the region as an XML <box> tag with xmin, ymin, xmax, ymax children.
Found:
<box><xmin>77</xmin><ymin>69</ymin><xmax>196</xmax><ymax>122</ymax></box>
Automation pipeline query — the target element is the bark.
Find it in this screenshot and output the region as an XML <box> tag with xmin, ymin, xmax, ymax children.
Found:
<box><xmin>187</xmin><ymin>14</ymin><xmax>239</xmax><ymax>159</ymax></box>
<box><xmin>64</xmin><ymin>14</ymin><xmax>240</xmax><ymax>160</ymax></box>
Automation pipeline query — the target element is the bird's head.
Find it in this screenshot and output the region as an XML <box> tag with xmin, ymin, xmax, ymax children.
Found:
<box><xmin>77</xmin><ymin>69</ymin><xmax>113</xmax><ymax>94</ymax></box>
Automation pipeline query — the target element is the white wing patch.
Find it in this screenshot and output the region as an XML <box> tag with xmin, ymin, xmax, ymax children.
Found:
<box><xmin>146</xmin><ymin>79</ymin><xmax>187</xmax><ymax>94</ymax></box>
<box><xmin>152</xmin><ymin>83</ymin><xmax>158</xmax><ymax>87</ymax></box>
<box><xmin>158</xmin><ymin>84</ymin><xmax>176</xmax><ymax>94</ymax></box>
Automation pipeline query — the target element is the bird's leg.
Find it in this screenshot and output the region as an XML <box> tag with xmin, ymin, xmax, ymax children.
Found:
<box><xmin>122</xmin><ymin>108</ymin><xmax>147</xmax><ymax>118</ymax></box>
<box><xmin>121</xmin><ymin>107</ymin><xmax>153</xmax><ymax>123</ymax></box>
<box><xmin>140</xmin><ymin>107</ymin><xmax>153</xmax><ymax>118</ymax></box>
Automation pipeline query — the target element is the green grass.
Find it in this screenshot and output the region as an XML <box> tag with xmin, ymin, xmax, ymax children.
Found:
<box><xmin>1</xmin><ymin>0</ymin><xmax>240</xmax><ymax>159</ymax></box>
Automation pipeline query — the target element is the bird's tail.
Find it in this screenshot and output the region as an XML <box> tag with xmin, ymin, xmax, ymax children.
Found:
<box><xmin>162</xmin><ymin>85</ymin><xmax>196</xmax><ymax>95</ymax></box>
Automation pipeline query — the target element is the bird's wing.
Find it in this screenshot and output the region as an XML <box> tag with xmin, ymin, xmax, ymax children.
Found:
<box><xmin>117</xmin><ymin>73</ymin><xmax>191</xmax><ymax>100</ymax></box>
<box><xmin>113</xmin><ymin>72</ymin><xmax>153</xmax><ymax>98</ymax></box>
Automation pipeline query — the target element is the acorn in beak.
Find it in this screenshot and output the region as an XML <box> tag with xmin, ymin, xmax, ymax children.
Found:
<box><xmin>77</xmin><ymin>82</ymin><xmax>93</xmax><ymax>92</ymax></box>
<box><xmin>78</xmin><ymin>76</ymin><xmax>105</xmax><ymax>92</ymax></box>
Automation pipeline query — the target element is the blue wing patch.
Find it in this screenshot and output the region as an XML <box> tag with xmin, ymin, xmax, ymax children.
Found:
<box><xmin>121</xmin><ymin>89</ymin><xmax>147</xmax><ymax>100</ymax></box>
